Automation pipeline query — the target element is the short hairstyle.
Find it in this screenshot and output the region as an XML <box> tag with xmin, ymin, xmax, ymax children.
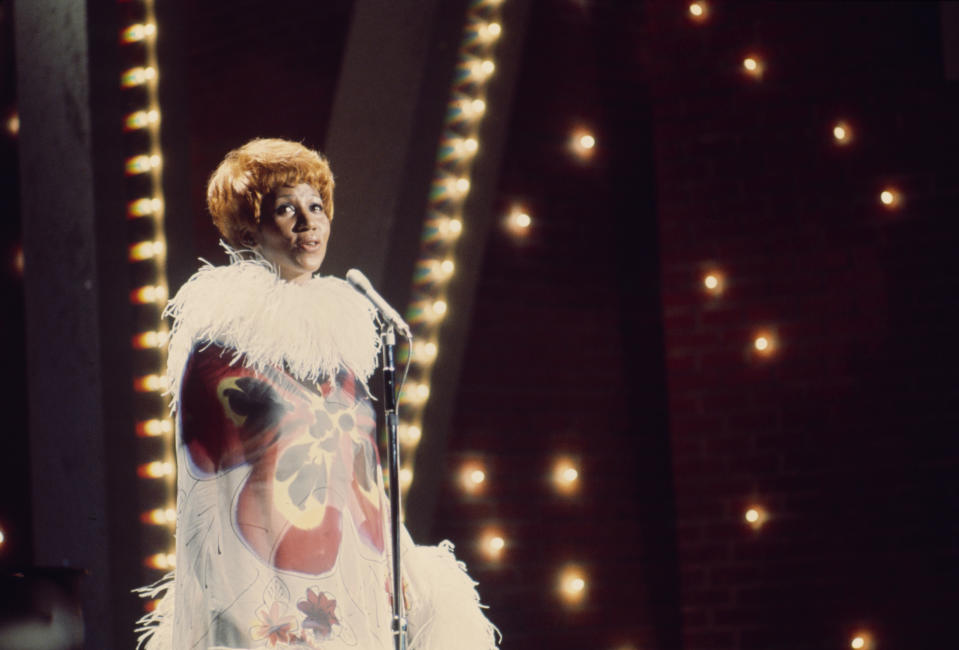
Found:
<box><xmin>207</xmin><ymin>138</ymin><xmax>335</xmax><ymax>245</ymax></box>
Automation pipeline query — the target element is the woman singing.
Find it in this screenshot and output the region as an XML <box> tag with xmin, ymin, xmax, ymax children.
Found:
<box><xmin>137</xmin><ymin>138</ymin><xmax>496</xmax><ymax>650</ymax></box>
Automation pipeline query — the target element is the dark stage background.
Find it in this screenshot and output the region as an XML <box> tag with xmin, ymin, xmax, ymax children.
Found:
<box><xmin>1</xmin><ymin>1</ymin><xmax>958</xmax><ymax>649</ymax></box>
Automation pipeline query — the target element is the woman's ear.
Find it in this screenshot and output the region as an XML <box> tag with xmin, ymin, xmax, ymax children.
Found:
<box><xmin>239</xmin><ymin>229</ymin><xmax>259</xmax><ymax>248</ymax></box>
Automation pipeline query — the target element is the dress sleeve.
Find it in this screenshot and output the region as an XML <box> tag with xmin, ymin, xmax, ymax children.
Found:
<box><xmin>400</xmin><ymin>526</ymin><xmax>500</xmax><ymax>650</ymax></box>
<box><xmin>179</xmin><ymin>343</ymin><xmax>295</xmax><ymax>477</ymax></box>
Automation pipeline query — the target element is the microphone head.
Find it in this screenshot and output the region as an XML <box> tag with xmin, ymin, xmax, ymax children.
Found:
<box><xmin>345</xmin><ymin>268</ymin><xmax>370</xmax><ymax>291</ymax></box>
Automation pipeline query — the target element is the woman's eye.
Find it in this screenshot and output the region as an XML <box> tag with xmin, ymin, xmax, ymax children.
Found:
<box><xmin>310</xmin><ymin>203</ymin><xmax>324</xmax><ymax>213</ymax></box>
<box><xmin>275</xmin><ymin>203</ymin><xmax>295</xmax><ymax>216</ymax></box>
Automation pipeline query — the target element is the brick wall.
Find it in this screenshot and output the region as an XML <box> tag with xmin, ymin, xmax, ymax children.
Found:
<box><xmin>643</xmin><ymin>2</ymin><xmax>959</xmax><ymax>648</ymax></box>
<box><xmin>434</xmin><ymin>2</ymin><xmax>958</xmax><ymax>649</ymax></box>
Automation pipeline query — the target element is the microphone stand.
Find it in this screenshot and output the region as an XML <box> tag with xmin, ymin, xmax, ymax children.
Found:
<box><xmin>380</xmin><ymin>325</ymin><xmax>408</xmax><ymax>650</ymax></box>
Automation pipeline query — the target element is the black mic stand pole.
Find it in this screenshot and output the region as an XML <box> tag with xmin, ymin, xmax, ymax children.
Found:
<box><xmin>380</xmin><ymin>324</ymin><xmax>408</xmax><ymax>650</ymax></box>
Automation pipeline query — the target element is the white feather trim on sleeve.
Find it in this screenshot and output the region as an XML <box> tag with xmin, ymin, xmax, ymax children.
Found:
<box><xmin>402</xmin><ymin>531</ymin><xmax>501</xmax><ymax>650</ymax></box>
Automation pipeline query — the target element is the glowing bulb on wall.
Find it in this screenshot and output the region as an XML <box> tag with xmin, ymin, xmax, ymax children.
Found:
<box><xmin>745</xmin><ymin>505</ymin><xmax>768</xmax><ymax>529</ymax></box>
<box><xmin>850</xmin><ymin>633</ymin><xmax>873</xmax><ymax>649</ymax></box>
<box><xmin>880</xmin><ymin>188</ymin><xmax>901</xmax><ymax>208</ymax></box>
<box><xmin>703</xmin><ymin>271</ymin><xmax>725</xmax><ymax>294</ymax></box>
<box><xmin>138</xmin><ymin>461</ymin><xmax>174</xmax><ymax>479</ymax></box>
<box><xmin>688</xmin><ymin>2</ymin><xmax>708</xmax><ymax>20</ymax></box>
<box><xmin>460</xmin><ymin>461</ymin><xmax>487</xmax><ymax>494</ymax></box>
<box><xmin>753</xmin><ymin>332</ymin><xmax>776</xmax><ymax>357</ymax></box>
<box><xmin>832</xmin><ymin>121</ymin><xmax>852</xmax><ymax>144</ymax></box>
<box><xmin>558</xmin><ymin>566</ymin><xmax>587</xmax><ymax>605</ymax></box>
<box><xmin>400</xmin><ymin>424</ymin><xmax>422</xmax><ymax>446</ymax></box>
<box><xmin>570</xmin><ymin>128</ymin><xmax>597</xmax><ymax>161</ymax></box>
<box><xmin>480</xmin><ymin>528</ymin><xmax>506</xmax><ymax>561</ymax></box>
<box><xmin>506</xmin><ymin>206</ymin><xmax>532</xmax><ymax>237</ymax></box>
<box><xmin>137</xmin><ymin>419</ymin><xmax>173</xmax><ymax>437</ymax></box>
<box><xmin>553</xmin><ymin>457</ymin><xmax>581</xmax><ymax>494</ymax></box>
<box><xmin>742</xmin><ymin>55</ymin><xmax>764</xmax><ymax>78</ymax></box>
<box><xmin>4</xmin><ymin>112</ymin><xmax>18</xmax><ymax>138</ymax></box>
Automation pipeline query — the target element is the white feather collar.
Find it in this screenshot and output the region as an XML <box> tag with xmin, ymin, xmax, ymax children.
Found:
<box><xmin>164</xmin><ymin>248</ymin><xmax>380</xmax><ymax>409</ymax></box>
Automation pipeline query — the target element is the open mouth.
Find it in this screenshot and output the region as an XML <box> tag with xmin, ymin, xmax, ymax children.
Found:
<box><xmin>297</xmin><ymin>240</ymin><xmax>322</xmax><ymax>251</ymax></box>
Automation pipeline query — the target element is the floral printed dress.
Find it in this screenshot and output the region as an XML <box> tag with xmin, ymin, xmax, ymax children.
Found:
<box><xmin>173</xmin><ymin>343</ymin><xmax>393</xmax><ymax>650</ymax></box>
<box><xmin>135</xmin><ymin>256</ymin><xmax>498</xmax><ymax>650</ymax></box>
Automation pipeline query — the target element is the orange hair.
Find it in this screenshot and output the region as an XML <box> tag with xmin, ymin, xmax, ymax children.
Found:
<box><xmin>207</xmin><ymin>138</ymin><xmax>335</xmax><ymax>245</ymax></box>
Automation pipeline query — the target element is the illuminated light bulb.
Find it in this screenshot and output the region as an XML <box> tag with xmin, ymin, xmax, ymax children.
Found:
<box><xmin>400</xmin><ymin>424</ymin><xmax>422</xmax><ymax>445</ymax></box>
<box><xmin>150</xmin><ymin>154</ymin><xmax>162</xmax><ymax>168</ymax></box>
<box><xmin>127</xmin><ymin>197</ymin><xmax>162</xmax><ymax>218</ymax></box>
<box><xmin>12</xmin><ymin>244</ymin><xmax>24</xmax><ymax>276</ymax></box>
<box><xmin>125</xmin><ymin>155</ymin><xmax>153</xmax><ymax>175</ymax></box>
<box><xmin>880</xmin><ymin>188</ymin><xmax>901</xmax><ymax>208</ymax></box>
<box><xmin>851</xmin><ymin>638</ymin><xmax>864</xmax><ymax>650</ymax></box>
<box><xmin>833</xmin><ymin>121</ymin><xmax>851</xmax><ymax>144</ymax></box>
<box><xmin>139</xmin><ymin>461</ymin><xmax>174</xmax><ymax>478</ymax></box>
<box><xmin>479</xmin><ymin>22</ymin><xmax>502</xmax><ymax>41</ymax></box>
<box><xmin>480</xmin><ymin>529</ymin><xmax>506</xmax><ymax>561</ymax></box>
<box><xmin>121</xmin><ymin>66</ymin><xmax>156</xmax><ymax>87</ymax></box>
<box><xmin>753</xmin><ymin>332</ymin><xmax>775</xmax><ymax>356</ymax></box>
<box><xmin>742</xmin><ymin>56</ymin><xmax>764</xmax><ymax>78</ymax></box>
<box><xmin>553</xmin><ymin>458</ymin><xmax>581</xmax><ymax>494</ymax></box>
<box><xmin>463</xmin><ymin>137</ymin><xmax>479</xmax><ymax>154</ymax></box>
<box><xmin>0</xmin><ymin>528</ymin><xmax>5</xmax><ymax>546</ymax></box>
<box><xmin>439</xmin><ymin>259</ymin><xmax>455</xmax><ymax>276</ymax></box>
<box><xmin>134</xmin><ymin>374</ymin><xmax>168</xmax><ymax>392</ymax></box>
<box><xmin>448</xmin><ymin>218</ymin><xmax>463</xmax><ymax>236</ymax></box>
<box><xmin>414</xmin><ymin>340</ymin><xmax>438</xmax><ymax>362</ymax></box>
<box><xmin>124</xmin><ymin>111</ymin><xmax>149</xmax><ymax>131</ymax></box>
<box><xmin>416</xmin><ymin>383</ymin><xmax>430</xmax><ymax>399</ymax></box>
<box><xmin>558</xmin><ymin>566</ymin><xmax>587</xmax><ymax>605</ymax></box>
<box><xmin>399</xmin><ymin>467</ymin><xmax>413</xmax><ymax>487</ymax></box>
<box><xmin>480</xmin><ymin>59</ymin><xmax>495</xmax><ymax>75</ymax></box>
<box><xmin>130</xmin><ymin>284</ymin><xmax>168</xmax><ymax>304</ymax></box>
<box><xmin>850</xmin><ymin>633</ymin><xmax>873</xmax><ymax>649</ymax></box>
<box><xmin>132</xmin><ymin>330</ymin><xmax>168</xmax><ymax>349</ymax></box>
<box><xmin>570</xmin><ymin>128</ymin><xmax>597</xmax><ymax>161</ymax></box>
<box><xmin>689</xmin><ymin>2</ymin><xmax>707</xmax><ymax>20</ymax></box>
<box><xmin>137</xmin><ymin>419</ymin><xmax>173</xmax><ymax>437</ymax></box>
<box><xmin>459</xmin><ymin>462</ymin><xmax>487</xmax><ymax>494</ymax></box>
<box><xmin>142</xmin><ymin>508</ymin><xmax>177</xmax><ymax>525</ymax></box>
<box><xmin>120</xmin><ymin>23</ymin><xmax>156</xmax><ymax>43</ymax></box>
<box><xmin>455</xmin><ymin>177</ymin><xmax>470</xmax><ymax>194</ymax></box>
<box><xmin>703</xmin><ymin>271</ymin><xmax>725</xmax><ymax>294</ymax></box>
<box><xmin>745</xmin><ymin>505</ymin><xmax>768</xmax><ymax>529</ymax></box>
<box><xmin>471</xmin><ymin>99</ymin><xmax>486</xmax><ymax>115</ymax></box>
<box><xmin>431</xmin><ymin>300</ymin><xmax>448</xmax><ymax>318</ymax></box>
<box><xmin>5</xmin><ymin>112</ymin><xmax>18</xmax><ymax>137</ymax></box>
<box><xmin>507</xmin><ymin>207</ymin><xmax>532</xmax><ymax>236</ymax></box>
<box><xmin>145</xmin><ymin>552</ymin><xmax>176</xmax><ymax>570</ymax></box>
<box><xmin>129</xmin><ymin>240</ymin><xmax>166</xmax><ymax>262</ymax></box>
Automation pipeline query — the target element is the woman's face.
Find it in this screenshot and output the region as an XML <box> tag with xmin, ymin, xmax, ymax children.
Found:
<box><xmin>251</xmin><ymin>183</ymin><xmax>330</xmax><ymax>284</ymax></box>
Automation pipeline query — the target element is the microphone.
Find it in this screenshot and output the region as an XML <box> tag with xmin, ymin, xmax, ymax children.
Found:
<box><xmin>346</xmin><ymin>269</ymin><xmax>413</xmax><ymax>339</ymax></box>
